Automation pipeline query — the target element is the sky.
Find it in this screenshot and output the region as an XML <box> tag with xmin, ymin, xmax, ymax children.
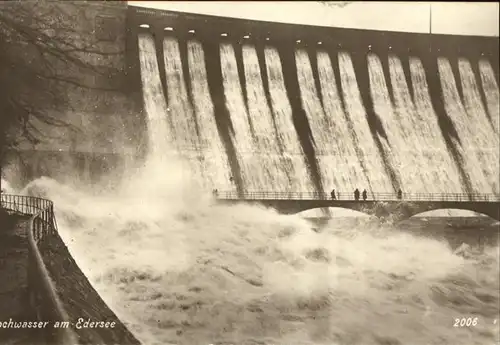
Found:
<box><xmin>127</xmin><ymin>1</ymin><xmax>499</xmax><ymax>37</ymax></box>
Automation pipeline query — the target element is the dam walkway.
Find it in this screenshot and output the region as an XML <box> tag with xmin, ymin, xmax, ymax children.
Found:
<box><xmin>214</xmin><ymin>191</ymin><xmax>500</xmax><ymax>220</ymax></box>
<box><xmin>0</xmin><ymin>213</ymin><xmax>39</xmax><ymax>344</ymax></box>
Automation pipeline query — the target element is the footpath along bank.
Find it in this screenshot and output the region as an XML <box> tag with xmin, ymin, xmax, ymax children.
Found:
<box><xmin>0</xmin><ymin>195</ymin><xmax>141</xmax><ymax>345</ymax></box>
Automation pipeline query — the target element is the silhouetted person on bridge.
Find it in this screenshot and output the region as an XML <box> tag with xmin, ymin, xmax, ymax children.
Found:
<box><xmin>397</xmin><ymin>189</ymin><xmax>403</xmax><ymax>200</ymax></box>
<box><xmin>354</xmin><ymin>188</ymin><xmax>360</xmax><ymax>201</ymax></box>
<box><xmin>331</xmin><ymin>189</ymin><xmax>336</xmax><ymax>200</ymax></box>
<box><xmin>362</xmin><ymin>189</ymin><xmax>368</xmax><ymax>201</ymax></box>
<box><xmin>212</xmin><ymin>189</ymin><xmax>218</xmax><ymax>197</ymax></box>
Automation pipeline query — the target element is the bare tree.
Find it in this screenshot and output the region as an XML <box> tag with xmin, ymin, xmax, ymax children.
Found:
<box><xmin>0</xmin><ymin>1</ymin><xmax>122</xmax><ymax>193</ymax></box>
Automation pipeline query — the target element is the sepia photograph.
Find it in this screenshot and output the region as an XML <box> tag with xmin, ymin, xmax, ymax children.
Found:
<box><xmin>0</xmin><ymin>1</ymin><xmax>499</xmax><ymax>345</ymax></box>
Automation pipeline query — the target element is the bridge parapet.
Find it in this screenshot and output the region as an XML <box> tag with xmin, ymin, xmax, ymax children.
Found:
<box><xmin>214</xmin><ymin>191</ymin><xmax>500</xmax><ymax>221</ymax></box>
<box><xmin>216</xmin><ymin>191</ymin><xmax>500</xmax><ymax>202</ymax></box>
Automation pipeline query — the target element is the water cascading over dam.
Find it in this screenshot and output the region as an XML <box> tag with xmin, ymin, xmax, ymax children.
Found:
<box><xmin>8</xmin><ymin>6</ymin><xmax>499</xmax><ymax>345</ymax></box>
<box><xmin>128</xmin><ymin>7</ymin><xmax>500</xmax><ymax>197</ymax></box>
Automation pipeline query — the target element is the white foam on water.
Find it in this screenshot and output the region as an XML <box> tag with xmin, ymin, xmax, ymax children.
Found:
<box><xmin>5</xmin><ymin>30</ymin><xmax>499</xmax><ymax>345</ymax></box>
<box><xmin>17</xmin><ymin>158</ymin><xmax>499</xmax><ymax>345</ymax></box>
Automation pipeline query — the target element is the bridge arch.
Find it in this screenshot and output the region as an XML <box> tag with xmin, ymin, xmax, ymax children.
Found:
<box><xmin>410</xmin><ymin>208</ymin><xmax>500</xmax><ymax>221</ymax></box>
<box><xmin>296</xmin><ymin>207</ymin><xmax>374</xmax><ymax>219</ymax></box>
<box><xmin>262</xmin><ymin>201</ymin><xmax>500</xmax><ymax>222</ymax></box>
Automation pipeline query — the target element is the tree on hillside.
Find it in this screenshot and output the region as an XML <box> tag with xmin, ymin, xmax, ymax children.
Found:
<box><xmin>0</xmin><ymin>1</ymin><xmax>122</xmax><ymax>194</ymax></box>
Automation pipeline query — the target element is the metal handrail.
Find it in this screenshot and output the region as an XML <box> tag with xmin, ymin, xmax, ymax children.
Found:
<box><xmin>1</xmin><ymin>193</ymin><xmax>78</xmax><ymax>345</ymax></box>
<box><xmin>213</xmin><ymin>191</ymin><xmax>500</xmax><ymax>202</ymax></box>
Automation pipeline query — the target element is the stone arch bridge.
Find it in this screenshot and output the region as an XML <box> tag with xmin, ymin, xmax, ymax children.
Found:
<box><xmin>215</xmin><ymin>191</ymin><xmax>500</xmax><ymax>221</ymax></box>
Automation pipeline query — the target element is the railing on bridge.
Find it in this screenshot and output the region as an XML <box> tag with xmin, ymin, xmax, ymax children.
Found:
<box><xmin>214</xmin><ymin>191</ymin><xmax>500</xmax><ymax>202</ymax></box>
<box><xmin>0</xmin><ymin>193</ymin><xmax>78</xmax><ymax>345</ymax></box>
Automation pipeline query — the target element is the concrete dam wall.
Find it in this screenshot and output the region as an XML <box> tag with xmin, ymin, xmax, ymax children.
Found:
<box><xmin>126</xmin><ymin>6</ymin><xmax>499</xmax><ymax>196</ymax></box>
<box><xmin>6</xmin><ymin>4</ymin><xmax>500</xmax><ymax>197</ymax></box>
<box><xmin>5</xmin><ymin>1</ymin><xmax>143</xmax><ymax>189</ymax></box>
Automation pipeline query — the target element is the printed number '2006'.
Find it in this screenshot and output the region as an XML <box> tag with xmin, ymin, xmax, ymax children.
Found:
<box><xmin>454</xmin><ymin>317</ymin><xmax>478</xmax><ymax>327</ymax></box>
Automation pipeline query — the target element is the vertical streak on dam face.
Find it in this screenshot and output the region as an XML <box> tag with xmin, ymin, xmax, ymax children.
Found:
<box><xmin>264</xmin><ymin>47</ymin><xmax>315</xmax><ymax>192</ymax></box>
<box><xmin>458</xmin><ymin>58</ymin><xmax>499</xmax><ymax>193</ymax></box>
<box><xmin>220</xmin><ymin>42</ymin><xmax>279</xmax><ymax>191</ymax></box>
<box><xmin>201</xmin><ymin>39</ymin><xmax>245</xmax><ymax>195</ymax></box>
<box><xmin>295</xmin><ymin>49</ymin><xmax>326</xmax><ymax>151</ymax></box>
<box><xmin>459</xmin><ymin>58</ymin><xmax>498</xmax><ymax>146</ymax></box>
<box><xmin>178</xmin><ymin>36</ymin><xmax>201</xmax><ymax>139</ymax></box>
<box><xmin>327</xmin><ymin>49</ymin><xmax>347</xmax><ymax>113</ymax></box>
<box><xmin>423</xmin><ymin>56</ymin><xmax>460</xmax><ymax>148</ymax></box>
<box><xmin>162</xmin><ymin>37</ymin><xmax>199</xmax><ymax>149</ymax></box>
<box><xmin>420</xmin><ymin>54</ymin><xmax>474</xmax><ymax>195</ymax></box>
<box><xmin>295</xmin><ymin>49</ymin><xmax>334</xmax><ymax>190</ymax></box>
<box><xmin>137</xmin><ymin>33</ymin><xmax>172</xmax><ymax>158</ymax></box>
<box><xmin>338</xmin><ymin>52</ymin><xmax>393</xmax><ymax>193</ymax></box>
<box><xmin>255</xmin><ymin>42</ymin><xmax>284</xmax><ymax>153</ymax></box>
<box><xmin>351</xmin><ymin>52</ymin><xmax>400</xmax><ymax>192</ymax></box>
<box><xmin>316</xmin><ymin>51</ymin><xmax>371</xmax><ymax>192</ymax></box>
<box><xmin>479</xmin><ymin>60</ymin><xmax>500</xmax><ymax>136</ymax></box>
<box><xmin>493</xmin><ymin>60</ymin><xmax>500</xmax><ymax>90</ymax></box>
<box><xmin>219</xmin><ymin>43</ymin><xmax>256</xmax><ymax>192</ymax></box>
<box><xmin>162</xmin><ymin>36</ymin><xmax>205</xmax><ymax>184</ymax></box>
<box><xmin>153</xmin><ymin>32</ymin><xmax>173</xmax><ymax>132</ymax></box>
<box><xmin>187</xmin><ymin>40</ymin><xmax>234</xmax><ymax>191</ymax></box>
<box><xmin>450</xmin><ymin>57</ymin><xmax>465</xmax><ymax>105</ymax></box>
<box><xmin>233</xmin><ymin>43</ymin><xmax>250</xmax><ymax>114</ymax></box>
<box><xmin>241</xmin><ymin>44</ymin><xmax>277</xmax><ymax>148</ymax></box>
<box><xmin>239</xmin><ymin>44</ymin><xmax>295</xmax><ymax>191</ymax></box>
<box><xmin>438</xmin><ymin>57</ymin><xmax>493</xmax><ymax>193</ymax></box>
<box><xmin>468</xmin><ymin>57</ymin><xmax>494</xmax><ymax>131</ymax></box>
<box><xmin>326</xmin><ymin>46</ymin><xmax>378</xmax><ymax>193</ymax></box>
<box><xmin>388</xmin><ymin>55</ymin><xmax>463</xmax><ymax>192</ymax></box>
<box><xmin>306</xmin><ymin>46</ymin><xmax>324</xmax><ymax>110</ymax></box>
<box><xmin>276</xmin><ymin>43</ymin><xmax>324</xmax><ymax>195</ymax></box>
<box><xmin>126</xmin><ymin>23</ymin><xmax>149</xmax><ymax>160</ymax></box>
<box><xmin>400</xmin><ymin>56</ymin><xmax>415</xmax><ymax>102</ymax></box>
<box><xmin>493</xmin><ymin>59</ymin><xmax>500</xmax><ymax>89</ymax></box>
<box><xmin>379</xmin><ymin>52</ymin><xmax>395</xmax><ymax>105</ymax></box>
<box><xmin>367</xmin><ymin>54</ymin><xmax>407</xmax><ymax>190</ymax></box>
<box><xmin>219</xmin><ymin>43</ymin><xmax>254</xmax><ymax>154</ymax></box>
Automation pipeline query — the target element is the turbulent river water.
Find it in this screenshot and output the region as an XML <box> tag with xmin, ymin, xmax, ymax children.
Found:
<box><xmin>1</xmin><ymin>20</ymin><xmax>498</xmax><ymax>345</ymax></box>
<box><xmin>4</xmin><ymin>158</ymin><xmax>498</xmax><ymax>345</ymax></box>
